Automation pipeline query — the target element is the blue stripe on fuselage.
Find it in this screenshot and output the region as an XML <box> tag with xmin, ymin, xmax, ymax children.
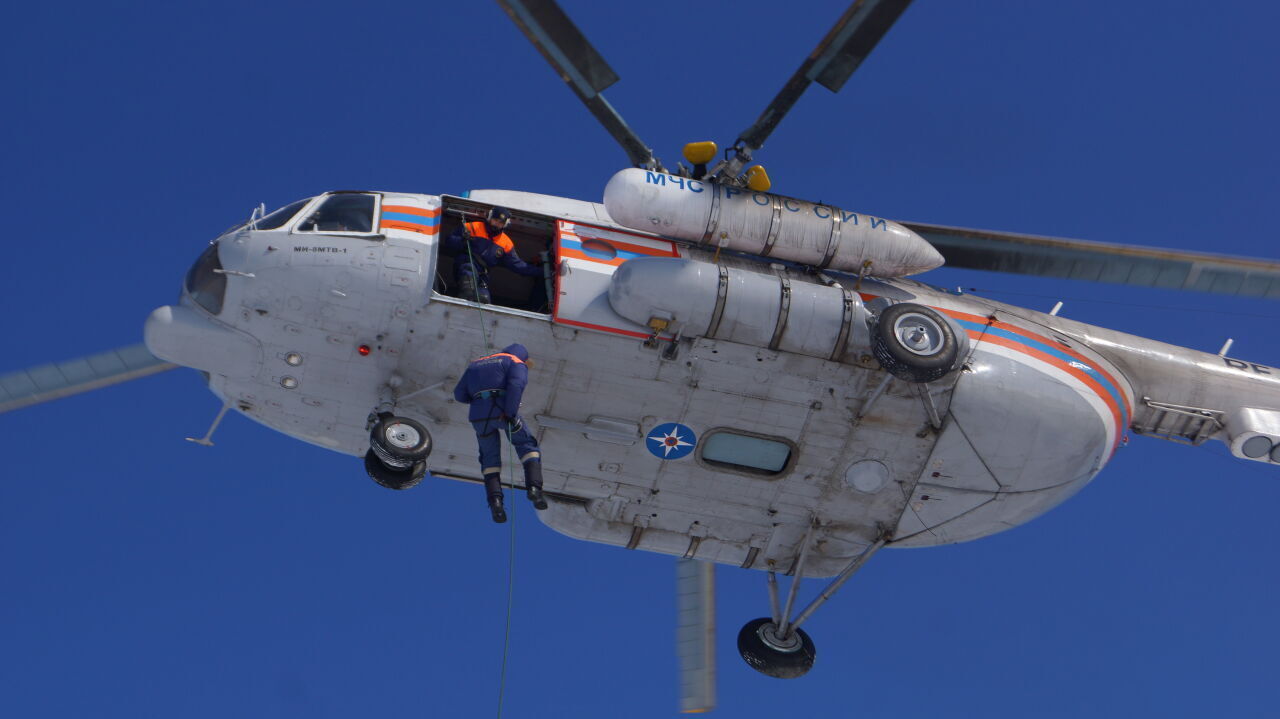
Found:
<box><xmin>953</xmin><ymin>317</ymin><xmax>1129</xmax><ymax>427</ymax></box>
<box><xmin>382</xmin><ymin>211</ymin><xmax>440</xmax><ymax>226</ymax></box>
<box><xmin>559</xmin><ymin>236</ymin><xmax>649</xmax><ymax>261</ymax></box>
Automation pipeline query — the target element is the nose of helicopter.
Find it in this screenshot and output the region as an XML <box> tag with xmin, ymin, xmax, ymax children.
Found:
<box><xmin>144</xmin><ymin>305</ymin><xmax>263</xmax><ymax>378</ymax></box>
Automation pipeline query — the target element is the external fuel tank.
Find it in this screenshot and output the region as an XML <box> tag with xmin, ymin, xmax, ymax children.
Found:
<box><xmin>602</xmin><ymin>168</ymin><xmax>944</xmax><ymax>277</ymax></box>
<box><xmin>608</xmin><ymin>256</ymin><xmax>872</xmax><ymax>362</ymax></box>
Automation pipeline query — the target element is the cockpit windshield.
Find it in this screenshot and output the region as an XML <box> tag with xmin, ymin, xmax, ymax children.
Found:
<box><xmin>255</xmin><ymin>198</ymin><xmax>311</xmax><ymax>230</ymax></box>
<box><xmin>184</xmin><ymin>243</ymin><xmax>226</xmax><ymax>315</ymax></box>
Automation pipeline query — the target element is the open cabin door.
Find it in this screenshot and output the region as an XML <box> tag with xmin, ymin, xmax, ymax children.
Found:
<box><xmin>552</xmin><ymin>220</ymin><xmax>682</xmax><ymax>338</ymax></box>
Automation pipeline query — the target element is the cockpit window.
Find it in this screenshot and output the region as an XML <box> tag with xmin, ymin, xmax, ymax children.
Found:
<box><xmin>184</xmin><ymin>243</ymin><xmax>226</xmax><ymax>315</ymax></box>
<box><xmin>296</xmin><ymin>193</ymin><xmax>377</xmax><ymax>233</ymax></box>
<box><xmin>255</xmin><ymin>199</ymin><xmax>311</xmax><ymax>231</ymax></box>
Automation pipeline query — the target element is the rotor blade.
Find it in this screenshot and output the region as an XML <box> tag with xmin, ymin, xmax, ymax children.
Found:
<box><xmin>675</xmin><ymin>558</ymin><xmax>716</xmax><ymax>714</ymax></box>
<box><xmin>0</xmin><ymin>343</ymin><xmax>176</xmax><ymax>415</ymax></box>
<box><xmin>497</xmin><ymin>0</ymin><xmax>662</xmax><ymax>170</ymax></box>
<box><xmin>904</xmin><ymin>221</ymin><xmax>1280</xmax><ymax>298</ymax></box>
<box><xmin>735</xmin><ymin>0</ymin><xmax>914</xmax><ymax>154</ymax></box>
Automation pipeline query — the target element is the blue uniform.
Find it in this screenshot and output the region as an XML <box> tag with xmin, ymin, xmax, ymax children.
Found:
<box><xmin>444</xmin><ymin>222</ymin><xmax>541</xmax><ymax>304</ymax></box>
<box><xmin>453</xmin><ymin>344</ymin><xmax>541</xmax><ymax>482</ymax></box>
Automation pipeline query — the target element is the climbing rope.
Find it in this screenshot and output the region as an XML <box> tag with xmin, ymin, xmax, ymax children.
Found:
<box><xmin>462</xmin><ymin>224</ymin><xmax>494</xmax><ymax>350</ymax></box>
<box><xmin>496</xmin><ymin>434</ymin><xmax>518</xmax><ymax>718</ymax></box>
<box><xmin>459</xmin><ymin>216</ymin><xmax>520</xmax><ymax>717</ymax></box>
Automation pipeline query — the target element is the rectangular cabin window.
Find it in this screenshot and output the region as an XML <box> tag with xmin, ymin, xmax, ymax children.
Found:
<box><xmin>700</xmin><ymin>431</ymin><xmax>793</xmax><ymax>475</ymax></box>
<box><xmin>296</xmin><ymin>193</ymin><xmax>378</xmax><ymax>234</ymax></box>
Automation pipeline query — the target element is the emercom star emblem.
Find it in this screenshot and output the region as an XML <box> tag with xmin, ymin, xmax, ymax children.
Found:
<box><xmin>645</xmin><ymin>422</ymin><xmax>697</xmax><ymax>460</ymax></box>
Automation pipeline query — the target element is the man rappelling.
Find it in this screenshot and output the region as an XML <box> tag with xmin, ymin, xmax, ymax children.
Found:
<box><xmin>453</xmin><ymin>343</ymin><xmax>548</xmax><ymax>523</ymax></box>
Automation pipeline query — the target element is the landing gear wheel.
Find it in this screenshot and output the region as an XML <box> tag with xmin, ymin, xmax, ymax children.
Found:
<box><xmin>364</xmin><ymin>450</ymin><xmax>427</xmax><ymax>490</ymax></box>
<box><xmin>736</xmin><ymin>617</ymin><xmax>816</xmax><ymax>679</ymax></box>
<box><xmin>369</xmin><ymin>415</ymin><xmax>432</xmax><ymax>468</ymax></box>
<box><xmin>872</xmin><ymin>303</ymin><xmax>960</xmax><ymax>383</ymax></box>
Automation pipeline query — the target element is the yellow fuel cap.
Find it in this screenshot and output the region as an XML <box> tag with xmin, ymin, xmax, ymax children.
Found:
<box><xmin>746</xmin><ymin>165</ymin><xmax>771</xmax><ymax>192</ymax></box>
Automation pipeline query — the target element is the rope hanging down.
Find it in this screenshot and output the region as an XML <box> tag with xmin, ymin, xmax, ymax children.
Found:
<box><xmin>496</xmin><ymin>433</ymin><xmax>517</xmax><ymax>718</ymax></box>
<box><xmin>460</xmin><ymin>216</ymin><xmax>519</xmax><ymax>718</ymax></box>
<box><xmin>463</xmin><ymin>223</ymin><xmax>494</xmax><ymax>350</ymax></box>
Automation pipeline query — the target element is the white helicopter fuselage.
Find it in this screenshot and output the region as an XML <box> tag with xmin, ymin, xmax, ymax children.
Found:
<box><xmin>143</xmin><ymin>188</ymin><xmax>1280</xmax><ymax>577</ymax></box>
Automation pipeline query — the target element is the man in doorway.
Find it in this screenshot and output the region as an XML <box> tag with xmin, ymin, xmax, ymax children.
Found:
<box><xmin>452</xmin><ymin>343</ymin><xmax>548</xmax><ymax>523</ymax></box>
<box><xmin>443</xmin><ymin>206</ymin><xmax>542</xmax><ymax>305</ymax></box>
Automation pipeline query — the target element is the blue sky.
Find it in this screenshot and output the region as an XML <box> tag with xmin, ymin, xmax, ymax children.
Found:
<box><xmin>2</xmin><ymin>1</ymin><xmax>1279</xmax><ymax>717</ymax></box>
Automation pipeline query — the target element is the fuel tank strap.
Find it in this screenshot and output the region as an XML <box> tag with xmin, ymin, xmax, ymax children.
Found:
<box><xmin>769</xmin><ymin>276</ymin><xmax>792</xmax><ymax>351</ymax></box>
<box><xmin>817</xmin><ymin>209</ymin><xmax>843</xmax><ymax>269</ymax></box>
<box><xmin>705</xmin><ymin>264</ymin><xmax>731</xmax><ymax>339</ymax></box>
<box><xmin>701</xmin><ymin>185</ymin><xmax>723</xmax><ymax>244</ymax></box>
<box><xmin>761</xmin><ymin>194</ymin><xmax>783</xmax><ymax>257</ymax></box>
<box><xmin>830</xmin><ymin>288</ymin><xmax>855</xmax><ymax>362</ymax></box>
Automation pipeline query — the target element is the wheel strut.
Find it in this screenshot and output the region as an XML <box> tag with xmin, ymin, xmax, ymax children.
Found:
<box><xmin>739</xmin><ymin>530</ymin><xmax>888</xmax><ymax>679</ymax></box>
<box><xmin>771</xmin><ymin>531</ymin><xmax>888</xmax><ymax>640</ymax></box>
<box><xmin>788</xmin><ymin>535</ymin><xmax>888</xmax><ymax>633</ymax></box>
<box><xmin>776</xmin><ymin>522</ymin><xmax>815</xmax><ymax>639</ymax></box>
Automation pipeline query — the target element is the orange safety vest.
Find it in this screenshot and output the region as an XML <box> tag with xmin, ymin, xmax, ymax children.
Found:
<box><xmin>465</xmin><ymin>221</ymin><xmax>515</xmax><ymax>253</ymax></box>
<box><xmin>474</xmin><ymin>352</ymin><xmax>525</xmax><ymax>365</ymax></box>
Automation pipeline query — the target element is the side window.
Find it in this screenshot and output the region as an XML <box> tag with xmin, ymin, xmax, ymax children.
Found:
<box><xmin>699</xmin><ymin>430</ymin><xmax>794</xmax><ymax>476</ymax></box>
<box><xmin>255</xmin><ymin>199</ymin><xmax>311</xmax><ymax>231</ymax></box>
<box><xmin>296</xmin><ymin>194</ymin><xmax>377</xmax><ymax>233</ymax></box>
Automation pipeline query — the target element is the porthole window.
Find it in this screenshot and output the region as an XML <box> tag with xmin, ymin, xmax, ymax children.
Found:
<box><xmin>699</xmin><ymin>430</ymin><xmax>794</xmax><ymax>476</ymax></box>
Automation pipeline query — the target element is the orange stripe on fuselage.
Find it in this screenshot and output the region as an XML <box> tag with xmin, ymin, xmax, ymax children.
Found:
<box><xmin>381</xmin><ymin>219</ymin><xmax>437</xmax><ymax>234</ymax></box>
<box><xmin>858</xmin><ymin>294</ymin><xmax>1128</xmax><ymax>453</ymax></box>
<box><xmin>560</xmin><ymin>248</ymin><xmax>627</xmax><ymax>266</ymax></box>
<box><xmin>585</xmin><ymin>236</ymin><xmax>680</xmax><ymax>258</ymax></box>
<box><xmin>553</xmin><ymin>316</ymin><xmax>657</xmax><ymax>341</ymax></box>
<box><xmin>964</xmin><ymin>329</ymin><xmax>1124</xmax><ymax>451</ymax></box>
<box><xmin>941</xmin><ymin>307</ymin><xmax>1131</xmax><ymax>420</ymax></box>
<box><xmin>382</xmin><ymin>204</ymin><xmax>440</xmax><ymax>217</ymax></box>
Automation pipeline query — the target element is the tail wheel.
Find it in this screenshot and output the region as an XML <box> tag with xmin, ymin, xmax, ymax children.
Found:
<box><xmin>363</xmin><ymin>450</ymin><xmax>427</xmax><ymax>491</ymax></box>
<box><xmin>370</xmin><ymin>415</ymin><xmax>432</xmax><ymax>468</ymax></box>
<box><xmin>872</xmin><ymin>303</ymin><xmax>961</xmax><ymax>383</ymax></box>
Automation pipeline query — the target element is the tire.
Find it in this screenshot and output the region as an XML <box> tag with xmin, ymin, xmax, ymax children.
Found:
<box><xmin>369</xmin><ymin>415</ymin><xmax>432</xmax><ymax>468</ymax></box>
<box><xmin>364</xmin><ymin>450</ymin><xmax>427</xmax><ymax>491</ymax></box>
<box><xmin>872</xmin><ymin>302</ymin><xmax>961</xmax><ymax>383</ymax></box>
<box><xmin>736</xmin><ymin>617</ymin><xmax>817</xmax><ymax>679</ymax></box>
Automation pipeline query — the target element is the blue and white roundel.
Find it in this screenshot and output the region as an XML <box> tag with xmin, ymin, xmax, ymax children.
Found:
<box><xmin>646</xmin><ymin>422</ymin><xmax>697</xmax><ymax>460</ymax></box>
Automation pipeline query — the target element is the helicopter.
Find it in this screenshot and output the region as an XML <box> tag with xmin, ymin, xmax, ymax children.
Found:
<box><xmin>2</xmin><ymin>1</ymin><xmax>1280</xmax><ymax>716</ymax></box>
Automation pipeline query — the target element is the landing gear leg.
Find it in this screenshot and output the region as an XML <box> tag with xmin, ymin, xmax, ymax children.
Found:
<box><xmin>737</xmin><ymin>532</ymin><xmax>888</xmax><ymax>679</ymax></box>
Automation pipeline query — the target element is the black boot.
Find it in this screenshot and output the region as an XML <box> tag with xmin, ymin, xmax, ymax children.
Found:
<box><xmin>524</xmin><ymin>461</ymin><xmax>548</xmax><ymax>510</ymax></box>
<box><xmin>484</xmin><ymin>473</ymin><xmax>507</xmax><ymax>523</ymax></box>
<box><xmin>488</xmin><ymin>494</ymin><xmax>507</xmax><ymax>523</ymax></box>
